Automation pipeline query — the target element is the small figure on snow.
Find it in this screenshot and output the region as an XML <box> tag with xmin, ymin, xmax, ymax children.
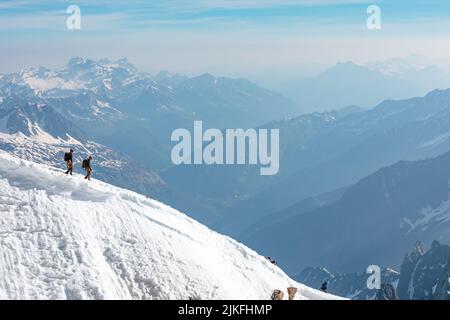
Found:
<box><xmin>319</xmin><ymin>281</ymin><xmax>328</xmax><ymax>293</ymax></box>
<box><xmin>82</xmin><ymin>156</ymin><xmax>93</xmax><ymax>181</ymax></box>
<box><xmin>64</xmin><ymin>149</ymin><xmax>74</xmax><ymax>175</ymax></box>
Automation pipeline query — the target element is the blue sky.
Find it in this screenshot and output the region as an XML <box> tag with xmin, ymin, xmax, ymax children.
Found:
<box><xmin>2</xmin><ymin>0</ymin><xmax>449</xmax><ymax>33</ymax></box>
<box><xmin>1</xmin><ymin>0</ymin><xmax>450</xmax><ymax>78</ymax></box>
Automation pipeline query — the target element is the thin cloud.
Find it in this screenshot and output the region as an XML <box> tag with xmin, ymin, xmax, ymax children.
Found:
<box><xmin>0</xmin><ymin>0</ymin><xmax>31</xmax><ymax>9</ymax></box>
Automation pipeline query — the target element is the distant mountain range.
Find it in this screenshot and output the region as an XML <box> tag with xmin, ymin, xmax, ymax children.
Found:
<box><xmin>296</xmin><ymin>241</ymin><xmax>450</xmax><ymax>300</ymax></box>
<box><xmin>164</xmin><ymin>88</ymin><xmax>450</xmax><ymax>235</ymax></box>
<box><xmin>276</xmin><ymin>60</ymin><xmax>450</xmax><ymax>113</ymax></box>
<box><xmin>0</xmin><ymin>57</ymin><xmax>299</xmax><ymax>223</ymax></box>
<box><xmin>243</xmin><ymin>148</ymin><xmax>450</xmax><ymax>274</ymax></box>
<box><xmin>3</xmin><ymin>58</ymin><xmax>450</xmax><ymax>283</ymax></box>
<box><xmin>0</xmin><ymin>57</ymin><xmax>299</xmax><ymax>169</ymax></box>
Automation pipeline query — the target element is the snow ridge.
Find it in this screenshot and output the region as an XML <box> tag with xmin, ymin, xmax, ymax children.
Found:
<box><xmin>0</xmin><ymin>151</ymin><xmax>343</xmax><ymax>300</ymax></box>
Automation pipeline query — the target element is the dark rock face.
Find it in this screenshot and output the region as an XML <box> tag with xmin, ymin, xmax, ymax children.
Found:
<box><xmin>296</xmin><ymin>240</ymin><xmax>450</xmax><ymax>300</ymax></box>
<box><xmin>433</xmin><ymin>273</ymin><xmax>450</xmax><ymax>300</ymax></box>
<box><xmin>396</xmin><ymin>241</ymin><xmax>427</xmax><ymax>299</ymax></box>
<box><xmin>397</xmin><ymin>241</ymin><xmax>450</xmax><ymax>300</ymax></box>
<box><xmin>376</xmin><ymin>283</ymin><xmax>398</xmax><ymax>300</ymax></box>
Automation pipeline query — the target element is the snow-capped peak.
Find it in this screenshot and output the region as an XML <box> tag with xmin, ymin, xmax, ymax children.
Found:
<box><xmin>67</xmin><ymin>56</ymin><xmax>93</xmax><ymax>67</ymax></box>
<box><xmin>0</xmin><ymin>58</ymin><xmax>145</xmax><ymax>96</ymax></box>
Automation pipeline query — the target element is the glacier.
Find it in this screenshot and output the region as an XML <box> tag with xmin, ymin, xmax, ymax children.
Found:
<box><xmin>0</xmin><ymin>151</ymin><xmax>342</xmax><ymax>300</ymax></box>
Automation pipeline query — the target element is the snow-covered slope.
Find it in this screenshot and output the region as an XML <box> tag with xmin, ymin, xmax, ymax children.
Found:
<box><xmin>0</xmin><ymin>98</ymin><xmax>167</xmax><ymax>200</ymax></box>
<box><xmin>0</xmin><ymin>151</ymin><xmax>342</xmax><ymax>300</ymax></box>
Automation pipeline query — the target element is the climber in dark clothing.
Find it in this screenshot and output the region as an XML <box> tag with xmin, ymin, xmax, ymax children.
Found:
<box><xmin>82</xmin><ymin>156</ymin><xmax>93</xmax><ymax>181</ymax></box>
<box><xmin>320</xmin><ymin>281</ymin><xmax>328</xmax><ymax>293</ymax></box>
<box><xmin>64</xmin><ymin>149</ymin><xmax>74</xmax><ymax>175</ymax></box>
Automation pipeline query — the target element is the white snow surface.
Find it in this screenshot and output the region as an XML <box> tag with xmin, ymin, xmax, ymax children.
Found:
<box><xmin>0</xmin><ymin>151</ymin><xmax>343</xmax><ymax>300</ymax></box>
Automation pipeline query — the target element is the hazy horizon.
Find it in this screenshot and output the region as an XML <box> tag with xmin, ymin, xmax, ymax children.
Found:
<box><xmin>2</xmin><ymin>54</ymin><xmax>450</xmax><ymax>89</ymax></box>
<box><xmin>2</xmin><ymin>0</ymin><xmax>450</xmax><ymax>85</ymax></box>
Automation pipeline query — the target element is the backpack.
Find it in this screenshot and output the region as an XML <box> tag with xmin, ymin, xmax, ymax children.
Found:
<box><xmin>82</xmin><ymin>159</ymin><xmax>88</xmax><ymax>169</ymax></box>
<box><xmin>64</xmin><ymin>152</ymin><xmax>71</xmax><ymax>162</ymax></box>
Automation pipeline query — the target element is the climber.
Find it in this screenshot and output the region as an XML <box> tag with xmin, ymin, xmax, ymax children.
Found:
<box><xmin>64</xmin><ymin>149</ymin><xmax>74</xmax><ymax>175</ymax></box>
<box><xmin>82</xmin><ymin>156</ymin><xmax>93</xmax><ymax>181</ymax></box>
<box><xmin>320</xmin><ymin>281</ymin><xmax>328</xmax><ymax>293</ymax></box>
